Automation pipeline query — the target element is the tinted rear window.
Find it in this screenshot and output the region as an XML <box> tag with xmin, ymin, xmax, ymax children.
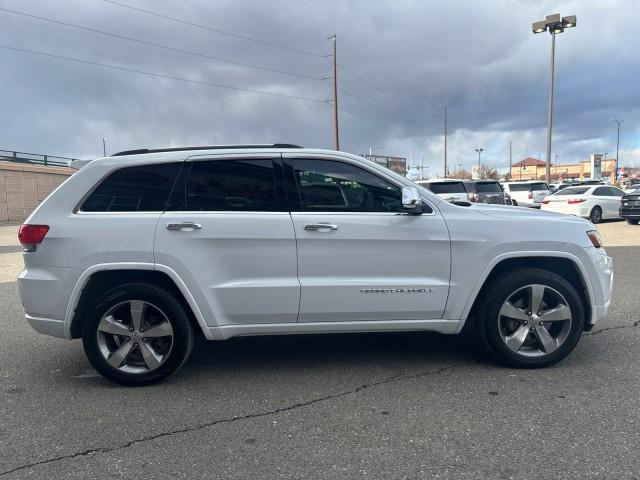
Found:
<box><xmin>556</xmin><ymin>187</ymin><xmax>590</xmax><ymax>195</ymax></box>
<box><xmin>507</xmin><ymin>183</ymin><xmax>530</xmax><ymax>192</ymax></box>
<box><xmin>530</xmin><ymin>183</ymin><xmax>549</xmax><ymax>191</ymax></box>
<box><xmin>475</xmin><ymin>182</ymin><xmax>502</xmax><ymax>193</ymax></box>
<box><xmin>428</xmin><ymin>182</ymin><xmax>466</xmax><ymax>194</ymax></box>
<box><xmin>170</xmin><ymin>159</ymin><xmax>279</xmax><ymax>211</ymax></box>
<box><xmin>81</xmin><ymin>163</ymin><xmax>181</xmax><ymax>212</ymax></box>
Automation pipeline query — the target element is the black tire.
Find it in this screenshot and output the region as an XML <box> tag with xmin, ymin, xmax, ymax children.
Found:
<box><xmin>626</xmin><ymin>218</ymin><xmax>640</xmax><ymax>225</ymax></box>
<box><xmin>589</xmin><ymin>206</ymin><xmax>602</xmax><ymax>224</ymax></box>
<box><xmin>512</xmin><ymin>200</ymin><xmax>518</xmax><ymax>206</ymax></box>
<box><xmin>82</xmin><ymin>283</ymin><xmax>194</xmax><ymax>386</ymax></box>
<box><xmin>476</xmin><ymin>268</ymin><xmax>585</xmax><ymax>368</ymax></box>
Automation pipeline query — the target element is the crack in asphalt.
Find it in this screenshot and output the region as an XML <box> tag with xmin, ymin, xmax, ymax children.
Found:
<box><xmin>585</xmin><ymin>320</ymin><xmax>640</xmax><ymax>336</ymax></box>
<box><xmin>0</xmin><ymin>359</ymin><xmax>480</xmax><ymax>477</ymax></box>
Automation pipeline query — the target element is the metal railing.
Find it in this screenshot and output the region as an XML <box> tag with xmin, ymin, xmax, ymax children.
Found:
<box><xmin>0</xmin><ymin>149</ymin><xmax>76</xmax><ymax>167</ymax></box>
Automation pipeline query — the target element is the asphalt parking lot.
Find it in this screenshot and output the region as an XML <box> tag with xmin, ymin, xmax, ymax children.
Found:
<box><xmin>1</xmin><ymin>221</ymin><xmax>639</xmax><ymax>479</ymax></box>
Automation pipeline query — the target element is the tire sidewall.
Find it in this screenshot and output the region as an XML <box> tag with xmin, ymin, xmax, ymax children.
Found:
<box><xmin>590</xmin><ymin>206</ymin><xmax>602</xmax><ymax>224</ymax></box>
<box><xmin>82</xmin><ymin>283</ymin><xmax>194</xmax><ymax>386</ymax></box>
<box><xmin>480</xmin><ymin>268</ymin><xmax>585</xmax><ymax>368</ymax></box>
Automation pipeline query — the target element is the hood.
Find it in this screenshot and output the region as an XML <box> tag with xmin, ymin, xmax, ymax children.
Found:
<box><xmin>472</xmin><ymin>203</ymin><xmax>593</xmax><ymax>226</ymax></box>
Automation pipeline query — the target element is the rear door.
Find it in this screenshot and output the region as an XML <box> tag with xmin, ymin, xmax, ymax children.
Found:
<box><xmin>154</xmin><ymin>154</ymin><xmax>299</xmax><ymax>327</ymax></box>
<box><xmin>284</xmin><ymin>154</ymin><xmax>451</xmax><ymax>322</ymax></box>
<box><xmin>592</xmin><ymin>187</ymin><xmax>614</xmax><ymax>218</ymax></box>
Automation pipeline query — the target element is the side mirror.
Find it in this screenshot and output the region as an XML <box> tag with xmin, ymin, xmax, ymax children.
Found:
<box><xmin>402</xmin><ymin>187</ymin><xmax>423</xmax><ymax>214</ymax></box>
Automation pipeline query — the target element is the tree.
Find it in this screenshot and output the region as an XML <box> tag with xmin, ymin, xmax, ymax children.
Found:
<box><xmin>478</xmin><ymin>164</ymin><xmax>499</xmax><ymax>180</ymax></box>
<box><xmin>451</xmin><ymin>167</ymin><xmax>472</xmax><ymax>180</ymax></box>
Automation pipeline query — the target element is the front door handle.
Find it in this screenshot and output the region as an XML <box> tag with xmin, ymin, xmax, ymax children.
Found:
<box><xmin>304</xmin><ymin>223</ymin><xmax>339</xmax><ymax>231</ymax></box>
<box><xmin>166</xmin><ymin>222</ymin><xmax>202</xmax><ymax>231</ymax></box>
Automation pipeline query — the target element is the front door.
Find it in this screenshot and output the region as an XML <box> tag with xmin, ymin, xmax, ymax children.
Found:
<box><xmin>284</xmin><ymin>155</ymin><xmax>451</xmax><ymax>322</ymax></box>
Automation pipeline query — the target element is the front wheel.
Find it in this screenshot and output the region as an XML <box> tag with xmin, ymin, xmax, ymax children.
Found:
<box><xmin>589</xmin><ymin>206</ymin><xmax>602</xmax><ymax>224</ymax></box>
<box><xmin>626</xmin><ymin>218</ymin><xmax>639</xmax><ymax>225</ymax></box>
<box><xmin>82</xmin><ymin>283</ymin><xmax>194</xmax><ymax>386</ymax></box>
<box><xmin>477</xmin><ymin>268</ymin><xmax>585</xmax><ymax>368</ymax></box>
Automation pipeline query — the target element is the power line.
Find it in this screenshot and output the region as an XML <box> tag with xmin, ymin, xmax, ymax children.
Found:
<box><xmin>99</xmin><ymin>0</ymin><xmax>324</xmax><ymax>58</ymax></box>
<box><xmin>0</xmin><ymin>44</ymin><xmax>325</xmax><ymax>103</ymax></box>
<box><xmin>338</xmin><ymin>107</ymin><xmax>409</xmax><ymax>134</ymax></box>
<box><xmin>337</xmin><ymin>63</ymin><xmax>441</xmax><ymax>122</ymax></box>
<box><xmin>0</xmin><ymin>7</ymin><xmax>323</xmax><ymax>81</ymax></box>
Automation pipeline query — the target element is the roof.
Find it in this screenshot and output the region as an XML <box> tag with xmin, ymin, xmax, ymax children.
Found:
<box><xmin>512</xmin><ymin>157</ymin><xmax>547</xmax><ymax>167</ymax></box>
<box><xmin>112</xmin><ymin>144</ymin><xmax>302</xmax><ymax>157</ymax></box>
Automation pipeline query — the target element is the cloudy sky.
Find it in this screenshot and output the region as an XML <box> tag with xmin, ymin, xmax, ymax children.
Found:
<box><xmin>1</xmin><ymin>0</ymin><xmax>638</xmax><ymax>176</ymax></box>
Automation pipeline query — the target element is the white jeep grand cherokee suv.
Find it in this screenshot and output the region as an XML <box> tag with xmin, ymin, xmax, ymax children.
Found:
<box><xmin>18</xmin><ymin>145</ymin><xmax>613</xmax><ymax>386</ymax></box>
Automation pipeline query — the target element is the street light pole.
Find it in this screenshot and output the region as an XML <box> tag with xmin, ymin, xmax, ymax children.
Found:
<box><xmin>532</xmin><ymin>14</ymin><xmax>576</xmax><ymax>184</ymax></box>
<box><xmin>475</xmin><ymin>148</ymin><xmax>483</xmax><ymax>167</ymax></box>
<box><xmin>102</xmin><ymin>137</ymin><xmax>107</xmax><ymax>157</ymax></box>
<box><xmin>613</xmin><ymin>119</ymin><xmax>623</xmax><ymax>184</ymax></box>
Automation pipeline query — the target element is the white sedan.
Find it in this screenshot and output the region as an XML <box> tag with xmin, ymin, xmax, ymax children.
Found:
<box><xmin>541</xmin><ymin>185</ymin><xmax>625</xmax><ymax>223</ymax></box>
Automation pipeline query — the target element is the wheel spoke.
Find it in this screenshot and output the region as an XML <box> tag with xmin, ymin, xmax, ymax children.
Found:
<box><xmin>98</xmin><ymin>315</ymin><xmax>130</xmax><ymax>336</ymax></box>
<box><xmin>139</xmin><ymin>341</ymin><xmax>163</xmax><ymax>371</ymax></box>
<box><xmin>107</xmin><ymin>339</ymin><xmax>134</xmax><ymax>368</ymax></box>
<box><xmin>142</xmin><ymin>320</ymin><xmax>173</xmax><ymax>338</ymax></box>
<box><xmin>499</xmin><ymin>301</ymin><xmax>529</xmax><ymax>321</ymax></box>
<box><xmin>529</xmin><ymin>285</ymin><xmax>545</xmax><ymax>315</ymax></box>
<box><xmin>130</xmin><ymin>301</ymin><xmax>145</xmax><ymax>330</ymax></box>
<box><xmin>534</xmin><ymin>325</ymin><xmax>558</xmax><ymax>353</ymax></box>
<box><xmin>539</xmin><ymin>304</ymin><xmax>571</xmax><ymax>322</ymax></box>
<box><xmin>504</xmin><ymin>324</ymin><xmax>530</xmax><ymax>352</ymax></box>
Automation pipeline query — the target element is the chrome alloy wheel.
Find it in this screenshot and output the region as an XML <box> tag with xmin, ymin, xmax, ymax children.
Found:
<box><xmin>96</xmin><ymin>300</ymin><xmax>174</xmax><ymax>374</ymax></box>
<box><xmin>497</xmin><ymin>284</ymin><xmax>572</xmax><ymax>357</ymax></box>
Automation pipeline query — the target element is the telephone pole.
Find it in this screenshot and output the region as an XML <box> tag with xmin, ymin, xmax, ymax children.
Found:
<box><xmin>613</xmin><ymin>119</ymin><xmax>623</xmax><ymax>183</ymax></box>
<box><xmin>329</xmin><ymin>35</ymin><xmax>339</xmax><ymax>151</ymax></box>
<box><xmin>508</xmin><ymin>140</ymin><xmax>512</xmax><ymax>178</ymax></box>
<box><xmin>443</xmin><ymin>106</ymin><xmax>448</xmax><ymax>178</ymax></box>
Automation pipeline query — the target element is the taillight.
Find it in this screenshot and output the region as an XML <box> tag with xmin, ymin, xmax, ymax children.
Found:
<box><xmin>542</xmin><ymin>199</ymin><xmax>550</xmax><ymax>204</ymax></box>
<box><xmin>568</xmin><ymin>198</ymin><xmax>586</xmax><ymax>204</ymax></box>
<box><xmin>18</xmin><ymin>224</ymin><xmax>49</xmax><ymax>251</ymax></box>
<box><xmin>528</xmin><ymin>192</ymin><xmax>533</xmax><ymax>199</ymax></box>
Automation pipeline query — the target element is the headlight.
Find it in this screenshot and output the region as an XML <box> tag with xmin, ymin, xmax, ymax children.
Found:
<box><xmin>587</xmin><ymin>230</ymin><xmax>603</xmax><ymax>248</ymax></box>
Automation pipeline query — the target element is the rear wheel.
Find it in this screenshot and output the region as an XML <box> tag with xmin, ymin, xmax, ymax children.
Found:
<box><xmin>589</xmin><ymin>206</ymin><xmax>602</xmax><ymax>224</ymax></box>
<box><xmin>82</xmin><ymin>283</ymin><xmax>194</xmax><ymax>386</ymax></box>
<box><xmin>626</xmin><ymin>218</ymin><xmax>639</xmax><ymax>225</ymax></box>
<box><xmin>477</xmin><ymin>268</ymin><xmax>585</xmax><ymax>368</ymax></box>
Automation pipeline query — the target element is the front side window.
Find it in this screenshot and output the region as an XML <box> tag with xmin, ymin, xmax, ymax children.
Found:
<box><xmin>81</xmin><ymin>163</ymin><xmax>182</xmax><ymax>212</ymax></box>
<box><xmin>291</xmin><ymin>159</ymin><xmax>402</xmax><ymax>212</ymax></box>
<box><xmin>169</xmin><ymin>159</ymin><xmax>280</xmax><ymax>211</ymax></box>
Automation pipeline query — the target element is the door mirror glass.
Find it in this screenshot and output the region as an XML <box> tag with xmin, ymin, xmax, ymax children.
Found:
<box><xmin>402</xmin><ymin>187</ymin><xmax>423</xmax><ymax>213</ymax></box>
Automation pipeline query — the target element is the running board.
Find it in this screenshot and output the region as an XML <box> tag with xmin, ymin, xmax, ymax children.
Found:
<box><xmin>207</xmin><ymin>319</ymin><xmax>463</xmax><ymax>341</ymax></box>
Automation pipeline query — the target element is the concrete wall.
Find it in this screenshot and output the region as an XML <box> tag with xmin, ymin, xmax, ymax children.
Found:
<box><xmin>0</xmin><ymin>161</ymin><xmax>74</xmax><ymax>222</ymax></box>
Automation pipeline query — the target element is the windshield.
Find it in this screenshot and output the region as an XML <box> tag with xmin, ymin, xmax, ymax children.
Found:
<box><xmin>556</xmin><ymin>187</ymin><xmax>590</xmax><ymax>195</ymax></box>
<box><xmin>427</xmin><ymin>182</ymin><xmax>467</xmax><ymax>194</ymax></box>
<box><xmin>475</xmin><ymin>182</ymin><xmax>502</xmax><ymax>193</ymax></box>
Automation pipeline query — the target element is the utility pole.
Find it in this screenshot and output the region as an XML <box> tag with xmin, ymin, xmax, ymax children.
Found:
<box><xmin>613</xmin><ymin>119</ymin><xmax>623</xmax><ymax>184</ymax></box>
<box><xmin>102</xmin><ymin>137</ymin><xmax>107</xmax><ymax>157</ymax></box>
<box><xmin>508</xmin><ymin>140</ymin><xmax>512</xmax><ymax>178</ymax></box>
<box><xmin>329</xmin><ymin>35</ymin><xmax>339</xmax><ymax>151</ymax></box>
<box><xmin>443</xmin><ymin>106</ymin><xmax>448</xmax><ymax>178</ymax></box>
<box><xmin>420</xmin><ymin>154</ymin><xmax>424</xmax><ymax>180</ymax></box>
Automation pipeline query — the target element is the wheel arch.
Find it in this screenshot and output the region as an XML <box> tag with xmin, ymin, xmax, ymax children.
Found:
<box><xmin>465</xmin><ymin>254</ymin><xmax>594</xmax><ymax>331</ymax></box>
<box><xmin>66</xmin><ymin>264</ymin><xmax>211</xmax><ymax>340</ymax></box>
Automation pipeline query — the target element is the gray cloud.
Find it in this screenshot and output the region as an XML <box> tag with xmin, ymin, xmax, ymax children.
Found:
<box><xmin>0</xmin><ymin>0</ymin><xmax>638</xmax><ymax>175</ymax></box>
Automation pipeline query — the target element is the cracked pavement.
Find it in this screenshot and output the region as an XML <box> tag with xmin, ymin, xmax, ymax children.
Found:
<box><xmin>1</xmin><ymin>246</ymin><xmax>639</xmax><ymax>479</ymax></box>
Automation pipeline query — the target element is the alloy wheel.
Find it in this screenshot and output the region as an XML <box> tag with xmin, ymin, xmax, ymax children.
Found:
<box><xmin>96</xmin><ymin>300</ymin><xmax>174</xmax><ymax>374</ymax></box>
<box><xmin>497</xmin><ymin>284</ymin><xmax>572</xmax><ymax>357</ymax></box>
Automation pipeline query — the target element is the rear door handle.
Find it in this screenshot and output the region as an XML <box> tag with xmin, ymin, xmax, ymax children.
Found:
<box><xmin>166</xmin><ymin>222</ymin><xmax>202</xmax><ymax>231</ymax></box>
<box><xmin>304</xmin><ymin>223</ymin><xmax>339</xmax><ymax>231</ymax></box>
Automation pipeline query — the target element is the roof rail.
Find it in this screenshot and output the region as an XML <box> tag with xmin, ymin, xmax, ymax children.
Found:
<box><xmin>112</xmin><ymin>144</ymin><xmax>303</xmax><ymax>157</ymax></box>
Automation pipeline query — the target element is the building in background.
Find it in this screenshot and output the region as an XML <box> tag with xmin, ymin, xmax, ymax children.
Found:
<box><xmin>362</xmin><ymin>154</ymin><xmax>407</xmax><ymax>175</ymax></box>
<box><xmin>510</xmin><ymin>156</ymin><xmax>617</xmax><ymax>181</ymax></box>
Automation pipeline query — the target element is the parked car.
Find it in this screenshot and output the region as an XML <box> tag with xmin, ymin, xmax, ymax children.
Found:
<box><xmin>624</xmin><ymin>183</ymin><xmax>640</xmax><ymax>194</ymax></box>
<box><xmin>414</xmin><ymin>179</ymin><xmax>468</xmax><ymax>203</ymax></box>
<box><xmin>462</xmin><ymin>180</ymin><xmax>511</xmax><ymax>205</ymax></box>
<box><xmin>541</xmin><ymin>185</ymin><xmax>625</xmax><ymax>223</ymax></box>
<box><xmin>502</xmin><ymin>181</ymin><xmax>551</xmax><ymax>208</ymax></box>
<box><xmin>18</xmin><ymin>145</ymin><xmax>613</xmax><ymax>385</ymax></box>
<box><xmin>619</xmin><ymin>187</ymin><xmax>640</xmax><ymax>225</ymax></box>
